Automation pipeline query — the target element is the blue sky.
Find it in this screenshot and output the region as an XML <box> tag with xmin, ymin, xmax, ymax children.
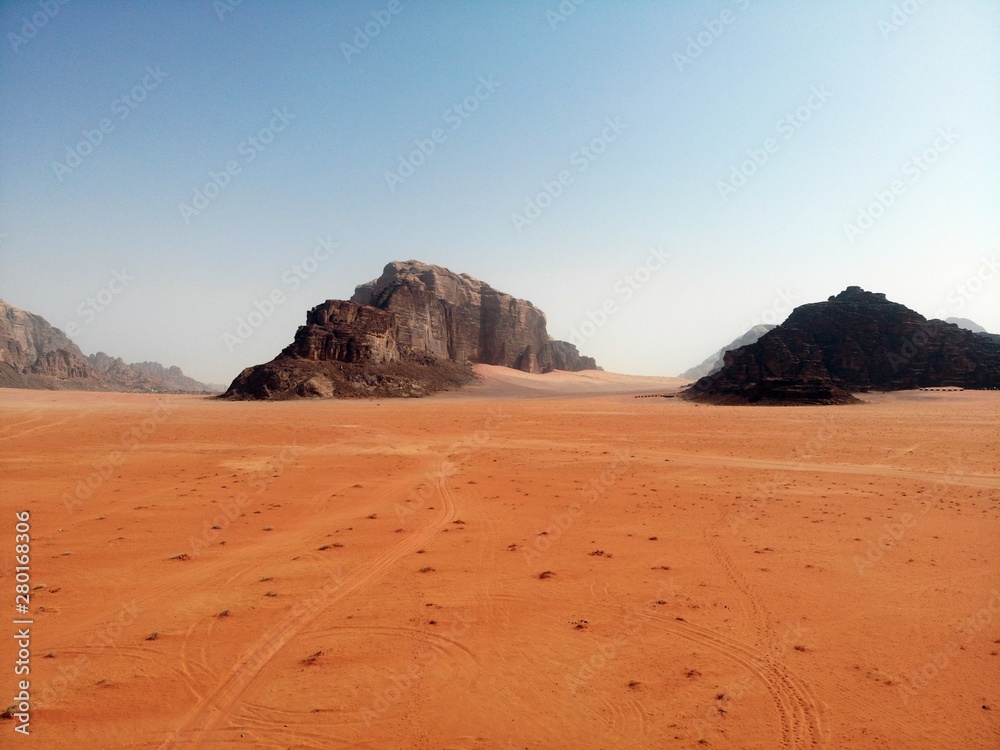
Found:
<box><xmin>1</xmin><ymin>0</ymin><xmax>998</xmax><ymax>384</ymax></box>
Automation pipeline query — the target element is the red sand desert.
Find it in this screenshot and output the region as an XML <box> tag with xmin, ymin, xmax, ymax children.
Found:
<box><xmin>1</xmin><ymin>367</ymin><xmax>997</xmax><ymax>749</ymax></box>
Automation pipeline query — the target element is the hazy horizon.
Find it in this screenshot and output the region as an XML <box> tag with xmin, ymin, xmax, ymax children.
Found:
<box><xmin>2</xmin><ymin>1</ymin><xmax>998</xmax><ymax>385</ymax></box>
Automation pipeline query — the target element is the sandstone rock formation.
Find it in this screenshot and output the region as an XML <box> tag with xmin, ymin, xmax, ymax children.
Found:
<box><xmin>350</xmin><ymin>261</ymin><xmax>597</xmax><ymax>373</ymax></box>
<box><xmin>224</xmin><ymin>299</ymin><xmax>473</xmax><ymax>400</ymax></box>
<box><xmin>686</xmin><ymin>287</ymin><xmax>1000</xmax><ymax>405</ymax></box>
<box><xmin>224</xmin><ymin>261</ymin><xmax>598</xmax><ymax>400</ymax></box>
<box><xmin>680</xmin><ymin>324</ymin><xmax>776</xmax><ymax>380</ymax></box>
<box><xmin>0</xmin><ymin>298</ymin><xmax>216</xmax><ymax>393</ymax></box>
<box><xmin>2</xmin><ymin>298</ymin><xmax>79</xmax><ymax>372</ymax></box>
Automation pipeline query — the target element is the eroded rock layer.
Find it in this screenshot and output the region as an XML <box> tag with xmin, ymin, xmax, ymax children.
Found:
<box><xmin>224</xmin><ymin>261</ymin><xmax>598</xmax><ymax>400</ymax></box>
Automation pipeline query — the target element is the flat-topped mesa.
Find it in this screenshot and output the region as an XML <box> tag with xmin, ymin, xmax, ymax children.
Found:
<box><xmin>223</xmin><ymin>260</ymin><xmax>598</xmax><ymax>400</ymax></box>
<box><xmin>350</xmin><ymin>260</ymin><xmax>596</xmax><ymax>373</ymax></box>
<box><xmin>686</xmin><ymin>286</ymin><xmax>1000</xmax><ymax>405</ymax></box>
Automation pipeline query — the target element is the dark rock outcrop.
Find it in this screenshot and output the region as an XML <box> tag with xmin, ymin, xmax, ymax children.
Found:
<box><xmin>0</xmin><ymin>298</ymin><xmax>215</xmax><ymax>393</ymax></box>
<box><xmin>945</xmin><ymin>317</ymin><xmax>986</xmax><ymax>334</ymax></box>
<box><xmin>686</xmin><ymin>287</ymin><xmax>1000</xmax><ymax>405</ymax></box>
<box><xmin>946</xmin><ymin>317</ymin><xmax>1000</xmax><ymax>345</ymax></box>
<box><xmin>224</xmin><ymin>300</ymin><xmax>473</xmax><ymax>400</ymax></box>
<box><xmin>224</xmin><ymin>261</ymin><xmax>598</xmax><ymax>400</ymax></box>
<box><xmin>680</xmin><ymin>324</ymin><xmax>776</xmax><ymax>380</ymax></box>
<box><xmin>282</xmin><ymin>300</ymin><xmax>401</xmax><ymax>364</ymax></box>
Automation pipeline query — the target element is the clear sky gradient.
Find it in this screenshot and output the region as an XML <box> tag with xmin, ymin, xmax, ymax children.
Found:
<box><xmin>1</xmin><ymin>0</ymin><xmax>998</xmax><ymax>384</ymax></box>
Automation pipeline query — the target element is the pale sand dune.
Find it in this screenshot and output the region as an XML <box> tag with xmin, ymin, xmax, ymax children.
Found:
<box><xmin>0</xmin><ymin>388</ymin><xmax>997</xmax><ymax>749</ymax></box>
<box><xmin>451</xmin><ymin>364</ymin><xmax>690</xmax><ymax>398</ymax></box>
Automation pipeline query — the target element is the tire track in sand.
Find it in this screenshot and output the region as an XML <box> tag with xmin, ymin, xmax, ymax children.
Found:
<box><xmin>161</xmin><ymin>474</ymin><xmax>459</xmax><ymax>749</ymax></box>
<box><xmin>704</xmin><ymin>500</ymin><xmax>827</xmax><ymax>749</ymax></box>
<box><xmin>493</xmin><ymin>590</ymin><xmax>824</xmax><ymax>749</ymax></box>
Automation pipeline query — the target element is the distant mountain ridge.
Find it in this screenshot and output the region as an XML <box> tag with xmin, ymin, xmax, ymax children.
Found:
<box><xmin>946</xmin><ymin>317</ymin><xmax>1000</xmax><ymax>344</ymax></box>
<box><xmin>0</xmin><ymin>298</ymin><xmax>218</xmax><ymax>393</ymax></box>
<box><xmin>945</xmin><ymin>317</ymin><xmax>986</xmax><ymax>333</ymax></box>
<box><xmin>680</xmin><ymin>324</ymin><xmax>776</xmax><ymax>380</ymax></box>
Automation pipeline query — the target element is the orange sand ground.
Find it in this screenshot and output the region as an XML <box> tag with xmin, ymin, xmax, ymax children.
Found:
<box><xmin>0</xmin><ymin>368</ymin><xmax>997</xmax><ymax>749</ymax></box>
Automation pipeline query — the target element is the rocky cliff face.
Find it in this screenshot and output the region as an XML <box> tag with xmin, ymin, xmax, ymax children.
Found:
<box><xmin>946</xmin><ymin>317</ymin><xmax>1000</xmax><ymax>345</ymax></box>
<box><xmin>351</xmin><ymin>261</ymin><xmax>596</xmax><ymax>373</ymax></box>
<box><xmin>223</xmin><ymin>299</ymin><xmax>472</xmax><ymax>400</ymax></box>
<box><xmin>680</xmin><ymin>324</ymin><xmax>776</xmax><ymax>380</ymax></box>
<box><xmin>30</xmin><ymin>349</ymin><xmax>95</xmax><ymax>380</ymax></box>
<box><xmin>1</xmin><ymin>299</ymin><xmax>82</xmax><ymax>372</ymax></box>
<box><xmin>283</xmin><ymin>300</ymin><xmax>401</xmax><ymax>364</ymax></box>
<box><xmin>0</xmin><ymin>298</ymin><xmax>215</xmax><ymax>393</ymax></box>
<box><xmin>224</xmin><ymin>261</ymin><xmax>598</xmax><ymax>400</ymax></box>
<box><xmin>686</xmin><ymin>287</ymin><xmax>1000</xmax><ymax>404</ymax></box>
